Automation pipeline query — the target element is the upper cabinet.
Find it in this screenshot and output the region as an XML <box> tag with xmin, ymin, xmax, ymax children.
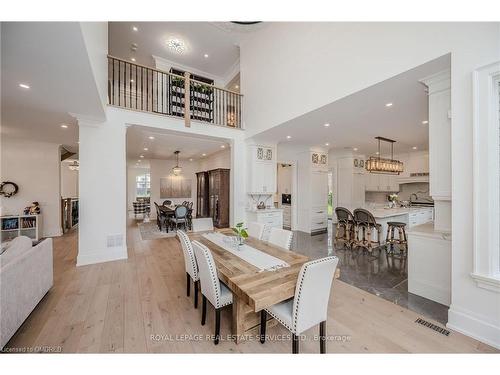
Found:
<box><xmin>365</xmin><ymin>173</ymin><xmax>399</xmax><ymax>192</ymax></box>
<box><xmin>310</xmin><ymin>151</ymin><xmax>328</xmax><ymax>171</ymax></box>
<box><xmin>247</xmin><ymin>145</ymin><xmax>277</xmax><ymax>194</ymax></box>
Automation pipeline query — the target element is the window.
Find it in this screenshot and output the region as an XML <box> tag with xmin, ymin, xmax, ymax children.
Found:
<box><xmin>136</xmin><ymin>173</ymin><xmax>150</xmax><ymax>197</ymax></box>
<box><xmin>472</xmin><ymin>60</ymin><xmax>500</xmax><ymax>292</ymax></box>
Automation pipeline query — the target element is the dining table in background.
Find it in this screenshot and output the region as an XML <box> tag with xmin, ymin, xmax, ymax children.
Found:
<box><xmin>189</xmin><ymin>228</ymin><xmax>310</xmax><ymax>343</ymax></box>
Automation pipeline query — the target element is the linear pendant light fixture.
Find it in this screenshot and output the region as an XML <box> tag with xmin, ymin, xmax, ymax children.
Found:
<box><xmin>172</xmin><ymin>150</ymin><xmax>182</xmax><ymax>176</ymax></box>
<box><xmin>365</xmin><ymin>136</ymin><xmax>404</xmax><ymax>175</ymax></box>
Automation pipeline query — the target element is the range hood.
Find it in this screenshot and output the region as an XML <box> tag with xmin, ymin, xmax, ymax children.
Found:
<box><xmin>397</xmin><ymin>172</ymin><xmax>429</xmax><ymax>184</ymax></box>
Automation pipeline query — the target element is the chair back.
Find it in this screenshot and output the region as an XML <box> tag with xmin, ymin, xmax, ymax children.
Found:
<box><xmin>174</xmin><ymin>205</ymin><xmax>188</xmax><ymax>219</ymax></box>
<box><xmin>192</xmin><ymin>240</ymin><xmax>221</xmax><ymax>307</ymax></box>
<box><xmin>353</xmin><ymin>208</ymin><xmax>377</xmax><ymax>226</ymax></box>
<box><xmin>268</xmin><ymin>227</ymin><xmax>293</xmax><ymax>250</ymax></box>
<box><xmin>192</xmin><ymin>218</ymin><xmax>214</xmax><ymax>232</ymax></box>
<box><xmin>177</xmin><ymin>230</ymin><xmax>198</xmax><ymax>281</ymax></box>
<box><xmin>292</xmin><ymin>256</ymin><xmax>339</xmax><ymax>334</ymax></box>
<box><xmin>247</xmin><ymin>222</ymin><xmax>265</xmax><ymax>240</ymax></box>
<box><xmin>335</xmin><ymin>207</ymin><xmax>353</xmax><ymax>224</ymax></box>
<box><xmin>163</xmin><ymin>200</ymin><xmax>172</xmax><ymax>206</ymax></box>
<box><xmin>188</xmin><ymin>201</ymin><xmax>194</xmax><ymax>210</ymax></box>
<box><xmin>154</xmin><ymin>202</ymin><xmax>161</xmax><ymax>216</ymax></box>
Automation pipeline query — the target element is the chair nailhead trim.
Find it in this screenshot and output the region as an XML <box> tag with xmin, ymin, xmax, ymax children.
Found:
<box><xmin>177</xmin><ymin>231</ymin><xmax>199</xmax><ymax>281</ymax></box>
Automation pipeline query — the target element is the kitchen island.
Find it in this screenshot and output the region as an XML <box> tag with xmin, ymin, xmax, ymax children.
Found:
<box><xmin>369</xmin><ymin>206</ymin><xmax>434</xmax><ymax>239</ymax></box>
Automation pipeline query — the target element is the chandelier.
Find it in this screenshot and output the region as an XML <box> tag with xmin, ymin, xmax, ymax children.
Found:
<box><xmin>68</xmin><ymin>161</ymin><xmax>79</xmax><ymax>171</ymax></box>
<box><xmin>365</xmin><ymin>136</ymin><xmax>404</xmax><ymax>175</ymax></box>
<box><xmin>172</xmin><ymin>151</ymin><xmax>182</xmax><ymax>176</ymax></box>
<box><xmin>167</xmin><ymin>37</ymin><xmax>186</xmax><ymax>54</ymax></box>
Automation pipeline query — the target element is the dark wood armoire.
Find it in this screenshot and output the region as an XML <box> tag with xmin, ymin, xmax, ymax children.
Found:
<box><xmin>208</xmin><ymin>168</ymin><xmax>230</xmax><ymax>228</ymax></box>
<box><xmin>196</xmin><ymin>171</ymin><xmax>209</xmax><ymax>218</ymax></box>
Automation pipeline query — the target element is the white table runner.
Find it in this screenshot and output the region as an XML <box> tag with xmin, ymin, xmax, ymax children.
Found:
<box><xmin>202</xmin><ymin>232</ymin><xmax>289</xmax><ymax>272</ymax></box>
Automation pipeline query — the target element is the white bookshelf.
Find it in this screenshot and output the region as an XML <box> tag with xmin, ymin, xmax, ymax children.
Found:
<box><xmin>1</xmin><ymin>214</ymin><xmax>42</xmax><ymax>242</ymax></box>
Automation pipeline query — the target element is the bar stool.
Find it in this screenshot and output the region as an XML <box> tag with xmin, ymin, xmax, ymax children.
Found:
<box><xmin>386</xmin><ymin>221</ymin><xmax>408</xmax><ymax>257</ymax></box>
<box><xmin>353</xmin><ymin>208</ymin><xmax>382</xmax><ymax>254</ymax></box>
<box><xmin>334</xmin><ymin>207</ymin><xmax>355</xmax><ymax>248</ymax></box>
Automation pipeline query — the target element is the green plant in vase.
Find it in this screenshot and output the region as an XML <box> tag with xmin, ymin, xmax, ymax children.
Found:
<box><xmin>232</xmin><ymin>222</ymin><xmax>248</xmax><ymax>246</ymax></box>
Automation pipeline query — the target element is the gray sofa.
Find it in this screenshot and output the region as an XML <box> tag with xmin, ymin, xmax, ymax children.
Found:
<box><xmin>0</xmin><ymin>236</ymin><xmax>53</xmax><ymax>349</ymax></box>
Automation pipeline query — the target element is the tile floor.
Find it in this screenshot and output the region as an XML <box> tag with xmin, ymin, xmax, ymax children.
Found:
<box><xmin>289</xmin><ymin>220</ymin><xmax>449</xmax><ymax>325</ymax></box>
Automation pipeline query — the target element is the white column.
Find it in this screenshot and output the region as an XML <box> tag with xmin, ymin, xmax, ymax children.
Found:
<box><xmin>77</xmin><ymin>117</ymin><xmax>127</xmax><ymax>266</ymax></box>
<box><xmin>230</xmin><ymin>137</ymin><xmax>247</xmax><ymax>226</ymax></box>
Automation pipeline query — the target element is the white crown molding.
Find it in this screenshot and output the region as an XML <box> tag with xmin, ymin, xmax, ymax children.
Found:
<box><xmin>419</xmin><ymin>69</ymin><xmax>451</xmax><ymax>95</ymax></box>
<box><xmin>69</xmin><ymin>112</ymin><xmax>105</xmax><ymax>127</ymax></box>
<box><xmin>221</xmin><ymin>58</ymin><xmax>240</xmax><ymax>88</ymax></box>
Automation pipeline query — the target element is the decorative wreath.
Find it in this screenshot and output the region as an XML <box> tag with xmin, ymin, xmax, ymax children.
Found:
<box><xmin>0</xmin><ymin>181</ymin><xmax>19</xmax><ymax>198</ymax></box>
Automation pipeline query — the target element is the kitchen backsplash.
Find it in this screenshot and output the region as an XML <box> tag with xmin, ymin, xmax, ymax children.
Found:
<box><xmin>365</xmin><ymin>182</ymin><xmax>432</xmax><ymax>204</ymax></box>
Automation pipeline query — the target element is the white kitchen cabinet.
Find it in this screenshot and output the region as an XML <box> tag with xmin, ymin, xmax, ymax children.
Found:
<box><xmin>246</xmin><ymin>210</ymin><xmax>283</xmax><ymax>241</ymax></box>
<box><xmin>408</xmin><ymin>208</ymin><xmax>434</xmax><ymax>228</ymax></box>
<box><xmin>282</xmin><ymin>205</ymin><xmax>291</xmax><ymax>229</ymax></box>
<box><xmin>365</xmin><ymin>173</ymin><xmax>399</xmax><ymax>192</ymax></box>
<box><xmin>336</xmin><ymin>157</ymin><xmax>366</xmax><ymax>209</ymax></box>
<box><xmin>247</xmin><ymin>145</ymin><xmax>277</xmax><ymax>194</ymax></box>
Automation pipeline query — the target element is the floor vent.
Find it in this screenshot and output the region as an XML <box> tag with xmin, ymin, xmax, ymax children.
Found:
<box><xmin>415</xmin><ymin>317</ymin><xmax>450</xmax><ymax>336</ymax></box>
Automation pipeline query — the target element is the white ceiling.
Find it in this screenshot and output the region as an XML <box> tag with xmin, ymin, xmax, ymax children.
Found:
<box><xmin>252</xmin><ymin>54</ymin><xmax>451</xmax><ymax>156</ymax></box>
<box><xmin>1</xmin><ymin>22</ymin><xmax>105</xmax><ymax>152</ymax></box>
<box><xmin>109</xmin><ymin>22</ymin><xmax>251</xmax><ymax>79</ymax></box>
<box><xmin>126</xmin><ymin>125</ymin><xmax>229</xmax><ymax>165</ymax></box>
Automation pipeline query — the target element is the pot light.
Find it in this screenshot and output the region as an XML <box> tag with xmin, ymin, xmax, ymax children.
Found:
<box><xmin>353</xmin><ymin>147</ymin><xmax>358</xmax><ymax>151</ymax></box>
<box><xmin>143</xmin><ymin>147</ymin><xmax>148</xmax><ymax>151</ymax></box>
<box><xmin>60</xmin><ymin>124</ymin><xmax>68</xmax><ymax>129</ymax></box>
<box><xmin>325</xmin><ymin>143</ymin><xmax>329</xmax><ymax>146</ymax></box>
<box><xmin>375</xmin><ymin>151</ymin><xmax>380</xmax><ymax>155</ymax></box>
<box><xmin>137</xmin><ymin>159</ymin><xmax>141</xmax><ymax>162</ymax></box>
<box><xmin>324</xmin><ymin>123</ymin><xmax>330</xmax><ymax>127</ymax></box>
<box><xmin>167</xmin><ymin>38</ymin><xmax>186</xmax><ymax>54</ymax></box>
<box><xmin>235</xmin><ymin>85</ymin><xmax>239</xmax><ymax>89</ymax></box>
<box><xmin>204</xmin><ymin>53</ymin><xmax>209</xmax><ymax>58</ymax></box>
<box><xmin>422</xmin><ymin>120</ymin><xmax>429</xmax><ymax>124</ymax></box>
<box><xmin>130</xmin><ymin>79</ymin><xmax>134</xmax><ymax>83</ymax></box>
<box><xmin>132</xmin><ymin>26</ymin><xmax>138</xmax><ymax>32</ymax></box>
<box><xmin>385</xmin><ymin>102</ymin><xmax>393</xmax><ymax>107</ymax></box>
<box><xmin>220</xmin><ymin>145</ymin><xmax>225</xmax><ymax>149</ymax></box>
<box><xmin>19</xmin><ymin>83</ymin><xmax>30</xmax><ymax>89</ymax></box>
<box><xmin>131</xmin><ymin>57</ymin><xmax>136</xmax><ymax>62</ymax></box>
<box><xmin>286</xmin><ymin>135</ymin><xmax>292</xmax><ymax>139</ymax></box>
<box><xmin>148</xmin><ymin>136</ymin><xmax>155</xmax><ymax>140</ymax></box>
<box><xmin>189</xmin><ymin>158</ymin><xmax>193</xmax><ymax>162</ymax></box>
<box><xmin>140</xmin><ymin>155</ymin><xmax>144</xmax><ymax>158</ymax></box>
<box><xmin>412</xmin><ymin>146</ymin><xmax>418</xmax><ymax>150</ymax></box>
<box><xmin>202</xmin><ymin>153</ymin><xmax>206</xmax><ymax>157</ymax></box>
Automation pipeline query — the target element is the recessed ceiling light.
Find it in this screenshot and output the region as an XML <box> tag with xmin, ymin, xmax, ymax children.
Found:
<box><xmin>19</xmin><ymin>83</ymin><xmax>30</xmax><ymax>89</ymax></box>
<box><xmin>220</xmin><ymin>145</ymin><xmax>225</xmax><ymax>149</ymax></box>
<box><xmin>130</xmin><ymin>79</ymin><xmax>134</xmax><ymax>83</ymax></box>
<box><xmin>422</xmin><ymin>120</ymin><xmax>429</xmax><ymax>124</ymax></box>
<box><xmin>204</xmin><ymin>53</ymin><xmax>209</xmax><ymax>58</ymax></box>
<box><xmin>131</xmin><ymin>57</ymin><xmax>136</xmax><ymax>62</ymax></box>
<box><xmin>324</xmin><ymin>123</ymin><xmax>330</xmax><ymax>127</ymax></box>
<box><xmin>235</xmin><ymin>85</ymin><xmax>239</xmax><ymax>89</ymax></box>
<box><xmin>167</xmin><ymin>37</ymin><xmax>186</xmax><ymax>54</ymax></box>
<box><xmin>202</xmin><ymin>153</ymin><xmax>206</xmax><ymax>157</ymax></box>
<box><xmin>143</xmin><ymin>147</ymin><xmax>148</xmax><ymax>151</ymax></box>
<box><xmin>148</xmin><ymin>136</ymin><xmax>155</xmax><ymax>140</ymax></box>
<box><xmin>325</xmin><ymin>143</ymin><xmax>329</xmax><ymax>146</ymax></box>
<box><xmin>140</xmin><ymin>155</ymin><xmax>144</xmax><ymax>158</ymax></box>
<box><xmin>385</xmin><ymin>102</ymin><xmax>393</xmax><ymax>107</ymax></box>
<box><xmin>286</xmin><ymin>135</ymin><xmax>292</xmax><ymax>139</ymax></box>
<box><xmin>60</xmin><ymin>124</ymin><xmax>68</xmax><ymax>129</ymax></box>
<box><xmin>132</xmin><ymin>26</ymin><xmax>138</xmax><ymax>32</ymax></box>
<box><xmin>353</xmin><ymin>147</ymin><xmax>358</xmax><ymax>151</ymax></box>
<box><xmin>412</xmin><ymin>146</ymin><xmax>418</xmax><ymax>150</ymax></box>
<box><xmin>375</xmin><ymin>151</ymin><xmax>380</xmax><ymax>155</ymax></box>
<box><xmin>189</xmin><ymin>158</ymin><xmax>193</xmax><ymax>162</ymax></box>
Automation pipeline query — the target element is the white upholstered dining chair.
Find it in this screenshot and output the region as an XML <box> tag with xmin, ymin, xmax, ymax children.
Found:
<box><xmin>177</xmin><ymin>230</ymin><xmax>199</xmax><ymax>308</ymax></box>
<box><xmin>247</xmin><ymin>222</ymin><xmax>265</xmax><ymax>240</ymax></box>
<box><xmin>192</xmin><ymin>218</ymin><xmax>214</xmax><ymax>232</ymax></box>
<box><xmin>260</xmin><ymin>256</ymin><xmax>339</xmax><ymax>353</ymax></box>
<box><xmin>268</xmin><ymin>227</ymin><xmax>293</xmax><ymax>250</ymax></box>
<box><xmin>192</xmin><ymin>240</ymin><xmax>233</xmax><ymax>345</ymax></box>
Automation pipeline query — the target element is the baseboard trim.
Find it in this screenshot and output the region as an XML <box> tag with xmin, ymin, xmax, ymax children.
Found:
<box><xmin>76</xmin><ymin>246</ymin><xmax>128</xmax><ymax>267</ymax></box>
<box><xmin>447</xmin><ymin>305</ymin><xmax>500</xmax><ymax>349</ymax></box>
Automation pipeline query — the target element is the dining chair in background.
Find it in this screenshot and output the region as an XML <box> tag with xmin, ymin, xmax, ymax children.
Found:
<box><xmin>192</xmin><ymin>240</ymin><xmax>233</xmax><ymax>345</ymax></box>
<box><xmin>170</xmin><ymin>205</ymin><xmax>188</xmax><ymax>231</ymax></box>
<box><xmin>163</xmin><ymin>200</ymin><xmax>172</xmax><ymax>206</ymax></box>
<box><xmin>260</xmin><ymin>256</ymin><xmax>339</xmax><ymax>353</ymax></box>
<box><xmin>177</xmin><ymin>230</ymin><xmax>200</xmax><ymax>308</ymax></box>
<box><xmin>192</xmin><ymin>218</ymin><xmax>214</xmax><ymax>232</ymax></box>
<box><xmin>247</xmin><ymin>222</ymin><xmax>265</xmax><ymax>240</ymax></box>
<box><xmin>154</xmin><ymin>202</ymin><xmax>167</xmax><ymax>231</ymax></box>
<box><xmin>268</xmin><ymin>227</ymin><xmax>293</xmax><ymax>250</ymax></box>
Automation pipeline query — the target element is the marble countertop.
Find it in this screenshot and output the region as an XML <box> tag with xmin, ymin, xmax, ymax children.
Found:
<box><xmin>246</xmin><ymin>208</ymin><xmax>283</xmax><ymax>213</ymax></box>
<box><xmin>369</xmin><ymin>206</ymin><xmax>433</xmax><ymax>219</ymax></box>
<box><xmin>407</xmin><ymin>222</ymin><xmax>452</xmax><ymax>240</ymax></box>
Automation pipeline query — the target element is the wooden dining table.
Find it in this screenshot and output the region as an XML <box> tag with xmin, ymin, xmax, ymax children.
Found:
<box><xmin>189</xmin><ymin>228</ymin><xmax>310</xmax><ymax>343</ymax></box>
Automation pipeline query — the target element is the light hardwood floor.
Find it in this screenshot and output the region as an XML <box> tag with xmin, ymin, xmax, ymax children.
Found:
<box><xmin>4</xmin><ymin>220</ymin><xmax>497</xmax><ymax>353</ymax></box>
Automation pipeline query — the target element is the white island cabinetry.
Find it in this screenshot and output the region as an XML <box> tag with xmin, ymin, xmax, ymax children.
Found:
<box><xmin>246</xmin><ymin>209</ymin><xmax>283</xmax><ymax>241</ymax></box>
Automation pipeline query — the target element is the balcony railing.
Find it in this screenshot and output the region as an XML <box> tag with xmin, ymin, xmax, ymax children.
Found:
<box><xmin>107</xmin><ymin>55</ymin><xmax>243</xmax><ymax>129</ymax></box>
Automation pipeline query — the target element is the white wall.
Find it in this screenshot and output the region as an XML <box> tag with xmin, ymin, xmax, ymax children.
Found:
<box><xmin>61</xmin><ymin>161</ymin><xmax>79</xmax><ymax>198</ymax></box>
<box><xmin>198</xmin><ymin>148</ymin><xmax>231</xmax><ymax>171</ymax></box>
<box><xmin>0</xmin><ymin>137</ymin><xmax>62</xmax><ymax>237</ymax></box>
<box><xmin>241</xmin><ymin>22</ymin><xmax>500</xmax><ymax>348</ymax></box>
<box><xmin>149</xmin><ymin>158</ymin><xmax>198</xmax><ymax>219</ymax></box>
